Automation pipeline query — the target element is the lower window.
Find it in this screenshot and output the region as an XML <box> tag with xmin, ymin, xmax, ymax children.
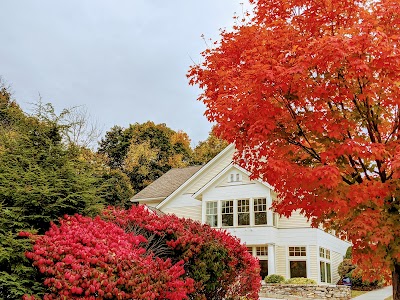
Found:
<box><xmin>259</xmin><ymin>260</ymin><xmax>268</xmax><ymax>278</ymax></box>
<box><xmin>290</xmin><ymin>261</ymin><xmax>307</xmax><ymax>278</ymax></box>
<box><xmin>320</xmin><ymin>261</ymin><xmax>332</xmax><ymax>283</ymax></box>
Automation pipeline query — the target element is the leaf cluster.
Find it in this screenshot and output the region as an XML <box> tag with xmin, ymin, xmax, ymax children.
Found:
<box><xmin>188</xmin><ymin>0</ymin><xmax>400</xmax><ymax>281</ymax></box>
<box><xmin>102</xmin><ymin>205</ymin><xmax>261</xmax><ymax>300</ymax></box>
<box><xmin>98</xmin><ymin>123</ymin><xmax>227</xmax><ymax>193</ymax></box>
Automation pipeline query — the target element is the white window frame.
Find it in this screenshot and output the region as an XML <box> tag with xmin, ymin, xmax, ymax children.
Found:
<box><xmin>203</xmin><ymin>196</ymin><xmax>274</xmax><ymax>228</ymax></box>
<box><xmin>221</xmin><ymin>200</ymin><xmax>234</xmax><ymax>227</ymax></box>
<box><xmin>229</xmin><ymin>172</ymin><xmax>242</xmax><ymax>182</ymax></box>
<box><xmin>287</xmin><ymin>246</ymin><xmax>309</xmax><ymax>279</ymax></box>
<box><xmin>205</xmin><ymin>201</ymin><xmax>218</xmax><ymax>227</ymax></box>
<box><xmin>247</xmin><ymin>245</ymin><xmax>269</xmax><ymax>278</ymax></box>
<box><xmin>237</xmin><ymin>199</ymin><xmax>250</xmax><ymax>226</ymax></box>
<box><xmin>254</xmin><ymin>197</ymin><xmax>268</xmax><ymax>225</ymax></box>
<box><xmin>319</xmin><ymin>247</ymin><xmax>332</xmax><ymax>284</ymax></box>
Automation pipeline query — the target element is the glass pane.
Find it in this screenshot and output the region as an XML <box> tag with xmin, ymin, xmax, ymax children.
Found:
<box><xmin>290</xmin><ymin>261</ymin><xmax>307</xmax><ymax>278</ymax></box>
<box><xmin>326</xmin><ymin>250</ymin><xmax>331</xmax><ymax>260</ymax></box>
<box><xmin>206</xmin><ymin>202</ymin><xmax>217</xmax><ymax>214</ymax></box>
<box><xmin>238</xmin><ymin>213</ymin><xmax>250</xmax><ymax>225</ymax></box>
<box><xmin>206</xmin><ymin>215</ymin><xmax>217</xmax><ymax>227</ymax></box>
<box><xmin>256</xmin><ymin>246</ymin><xmax>268</xmax><ymax>256</ymax></box>
<box><xmin>255</xmin><ymin>212</ymin><xmax>267</xmax><ymax>225</ymax></box>
<box><xmin>238</xmin><ymin>199</ymin><xmax>249</xmax><ymax>212</ymax></box>
<box><xmin>222</xmin><ymin>201</ymin><xmax>233</xmax><ymax>213</ymax></box>
<box><xmin>289</xmin><ymin>247</ymin><xmax>307</xmax><ymax>257</ymax></box>
<box><xmin>254</xmin><ymin>198</ymin><xmax>267</xmax><ymax>211</ymax></box>
<box><xmin>222</xmin><ymin>214</ymin><xmax>233</xmax><ymax>226</ymax></box>
<box><xmin>326</xmin><ymin>263</ymin><xmax>332</xmax><ymax>283</ymax></box>
<box><xmin>320</xmin><ymin>247</ymin><xmax>325</xmax><ymax>258</ymax></box>
<box><xmin>320</xmin><ymin>261</ymin><xmax>326</xmax><ymax>282</ymax></box>
<box><xmin>259</xmin><ymin>260</ymin><xmax>268</xmax><ymax>279</ymax></box>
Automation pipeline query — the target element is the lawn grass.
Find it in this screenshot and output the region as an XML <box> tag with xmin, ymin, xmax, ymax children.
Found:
<box><xmin>351</xmin><ymin>290</ymin><xmax>367</xmax><ymax>298</ymax></box>
<box><xmin>384</xmin><ymin>296</ymin><xmax>393</xmax><ymax>300</ymax></box>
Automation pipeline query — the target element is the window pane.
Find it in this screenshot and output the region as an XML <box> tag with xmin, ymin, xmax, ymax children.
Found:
<box><xmin>326</xmin><ymin>263</ymin><xmax>331</xmax><ymax>283</ymax></box>
<box><xmin>259</xmin><ymin>260</ymin><xmax>268</xmax><ymax>279</ymax></box>
<box><xmin>222</xmin><ymin>200</ymin><xmax>233</xmax><ymax>226</ymax></box>
<box><xmin>222</xmin><ymin>214</ymin><xmax>233</xmax><ymax>226</ymax></box>
<box><xmin>206</xmin><ymin>215</ymin><xmax>217</xmax><ymax>227</ymax></box>
<box><xmin>236</xmin><ymin>173</ymin><xmax>240</xmax><ymax>181</ymax></box>
<box><xmin>256</xmin><ymin>246</ymin><xmax>268</xmax><ymax>256</ymax></box>
<box><xmin>255</xmin><ymin>212</ymin><xmax>267</xmax><ymax>225</ymax></box>
<box><xmin>320</xmin><ymin>247</ymin><xmax>325</xmax><ymax>258</ymax></box>
<box><xmin>238</xmin><ymin>199</ymin><xmax>250</xmax><ymax>226</ymax></box>
<box><xmin>290</xmin><ymin>261</ymin><xmax>307</xmax><ymax>278</ymax></box>
<box><xmin>247</xmin><ymin>246</ymin><xmax>253</xmax><ymax>255</ymax></box>
<box><xmin>206</xmin><ymin>202</ymin><xmax>218</xmax><ymax>227</ymax></box>
<box><xmin>254</xmin><ymin>198</ymin><xmax>267</xmax><ymax>225</ymax></box>
<box><xmin>289</xmin><ymin>247</ymin><xmax>306</xmax><ymax>257</ymax></box>
<box><xmin>238</xmin><ymin>213</ymin><xmax>250</xmax><ymax>225</ymax></box>
<box><xmin>320</xmin><ymin>261</ymin><xmax>326</xmax><ymax>282</ymax></box>
<box><xmin>326</xmin><ymin>250</ymin><xmax>331</xmax><ymax>260</ymax></box>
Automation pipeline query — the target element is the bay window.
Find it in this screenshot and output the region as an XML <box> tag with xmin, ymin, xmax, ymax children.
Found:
<box><xmin>204</xmin><ymin>197</ymin><xmax>273</xmax><ymax>227</ymax></box>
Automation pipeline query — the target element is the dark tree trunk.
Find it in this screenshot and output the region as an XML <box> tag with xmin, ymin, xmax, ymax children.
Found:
<box><xmin>393</xmin><ymin>262</ymin><xmax>400</xmax><ymax>300</ymax></box>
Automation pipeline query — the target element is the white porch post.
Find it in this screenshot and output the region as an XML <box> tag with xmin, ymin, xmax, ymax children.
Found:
<box><xmin>268</xmin><ymin>244</ymin><xmax>276</xmax><ymax>275</ymax></box>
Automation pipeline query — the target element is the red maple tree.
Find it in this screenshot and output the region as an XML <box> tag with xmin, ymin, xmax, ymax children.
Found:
<box><xmin>188</xmin><ymin>0</ymin><xmax>400</xmax><ymax>298</ymax></box>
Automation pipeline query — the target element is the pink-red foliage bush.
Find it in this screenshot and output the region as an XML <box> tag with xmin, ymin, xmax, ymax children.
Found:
<box><xmin>103</xmin><ymin>205</ymin><xmax>261</xmax><ymax>300</ymax></box>
<box><xmin>24</xmin><ymin>214</ymin><xmax>194</xmax><ymax>300</ymax></box>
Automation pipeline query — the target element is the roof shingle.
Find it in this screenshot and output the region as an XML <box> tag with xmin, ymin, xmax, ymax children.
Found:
<box><xmin>131</xmin><ymin>165</ymin><xmax>203</xmax><ymax>201</ymax></box>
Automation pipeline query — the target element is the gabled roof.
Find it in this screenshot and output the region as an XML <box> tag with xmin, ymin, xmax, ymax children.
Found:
<box><xmin>130</xmin><ymin>165</ymin><xmax>203</xmax><ymax>201</ymax></box>
<box><xmin>192</xmin><ymin>163</ymin><xmax>274</xmax><ymax>200</ymax></box>
<box><xmin>156</xmin><ymin>144</ymin><xmax>235</xmax><ymax>209</ymax></box>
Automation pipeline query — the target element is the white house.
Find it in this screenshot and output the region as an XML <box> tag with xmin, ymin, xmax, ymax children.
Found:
<box><xmin>131</xmin><ymin>144</ymin><xmax>350</xmax><ymax>284</ymax></box>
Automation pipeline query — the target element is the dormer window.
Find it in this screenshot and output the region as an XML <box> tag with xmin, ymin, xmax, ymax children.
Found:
<box><xmin>229</xmin><ymin>173</ymin><xmax>241</xmax><ymax>182</ymax></box>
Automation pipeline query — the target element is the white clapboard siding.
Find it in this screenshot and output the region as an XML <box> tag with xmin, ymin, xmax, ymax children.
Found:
<box><xmin>162</xmin><ymin>205</ymin><xmax>202</xmax><ymax>222</ymax></box>
<box><xmin>309</xmin><ymin>245</ymin><xmax>318</xmax><ymax>281</ymax></box>
<box><xmin>276</xmin><ymin>246</ymin><xmax>287</xmax><ymax>278</ymax></box>
<box><xmin>278</xmin><ymin>210</ymin><xmax>310</xmax><ymax>228</ymax></box>
<box><xmin>138</xmin><ymin>199</ymin><xmax>163</xmax><ymax>207</ymax></box>
<box><xmin>186</xmin><ymin>147</ymin><xmax>235</xmax><ymax>194</ymax></box>
<box><xmin>331</xmin><ymin>250</ymin><xmax>343</xmax><ymax>284</ymax></box>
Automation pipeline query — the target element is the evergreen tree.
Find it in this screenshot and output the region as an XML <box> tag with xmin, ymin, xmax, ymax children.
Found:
<box><xmin>0</xmin><ymin>85</ymin><xmax>128</xmax><ymax>299</ymax></box>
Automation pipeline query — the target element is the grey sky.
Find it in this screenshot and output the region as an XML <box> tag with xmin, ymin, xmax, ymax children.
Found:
<box><xmin>1</xmin><ymin>0</ymin><xmax>252</xmax><ymax>146</ymax></box>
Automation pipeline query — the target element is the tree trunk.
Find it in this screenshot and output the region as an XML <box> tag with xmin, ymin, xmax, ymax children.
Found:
<box><xmin>393</xmin><ymin>262</ymin><xmax>400</xmax><ymax>300</ymax></box>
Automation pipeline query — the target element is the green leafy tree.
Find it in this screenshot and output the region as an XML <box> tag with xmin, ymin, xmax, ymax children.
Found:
<box><xmin>99</xmin><ymin>121</ymin><xmax>193</xmax><ymax>192</ymax></box>
<box><xmin>191</xmin><ymin>130</ymin><xmax>228</xmax><ymax>165</ymax></box>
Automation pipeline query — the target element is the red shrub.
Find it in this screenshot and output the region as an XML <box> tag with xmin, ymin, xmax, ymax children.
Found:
<box><xmin>24</xmin><ymin>214</ymin><xmax>194</xmax><ymax>300</ymax></box>
<box><xmin>103</xmin><ymin>206</ymin><xmax>261</xmax><ymax>300</ymax></box>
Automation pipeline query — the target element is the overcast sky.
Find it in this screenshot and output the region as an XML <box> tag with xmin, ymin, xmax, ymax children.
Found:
<box><xmin>1</xmin><ymin>1</ymin><xmax>253</xmax><ymax>146</ymax></box>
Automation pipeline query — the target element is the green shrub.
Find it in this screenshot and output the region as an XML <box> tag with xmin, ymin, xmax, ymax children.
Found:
<box><xmin>349</xmin><ymin>269</ymin><xmax>383</xmax><ymax>291</ymax></box>
<box><xmin>345</xmin><ymin>247</ymin><xmax>352</xmax><ymax>259</ymax></box>
<box><xmin>338</xmin><ymin>258</ymin><xmax>356</xmax><ymax>277</ymax></box>
<box><xmin>265</xmin><ymin>274</ymin><xmax>285</xmax><ymax>283</ymax></box>
<box><xmin>285</xmin><ymin>277</ymin><xmax>317</xmax><ymax>285</ymax></box>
